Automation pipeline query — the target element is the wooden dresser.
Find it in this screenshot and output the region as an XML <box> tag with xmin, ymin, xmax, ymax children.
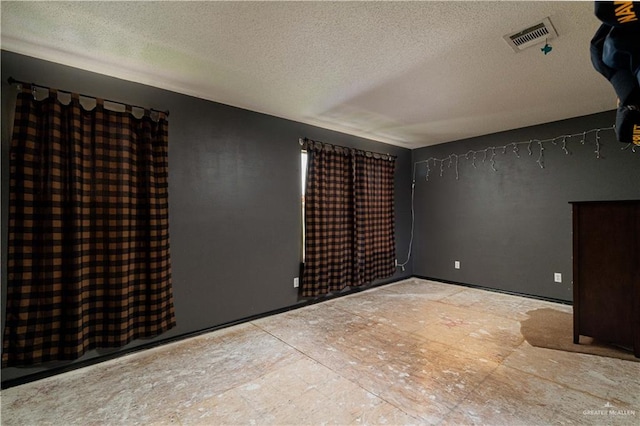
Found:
<box><xmin>570</xmin><ymin>200</ymin><xmax>639</xmax><ymax>357</ymax></box>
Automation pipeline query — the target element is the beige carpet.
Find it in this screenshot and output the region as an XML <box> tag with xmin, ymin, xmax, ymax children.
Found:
<box><xmin>520</xmin><ymin>308</ymin><xmax>639</xmax><ymax>362</ymax></box>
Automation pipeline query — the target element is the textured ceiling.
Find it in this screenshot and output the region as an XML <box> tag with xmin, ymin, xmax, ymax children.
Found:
<box><xmin>1</xmin><ymin>1</ymin><xmax>616</xmax><ymax>148</ymax></box>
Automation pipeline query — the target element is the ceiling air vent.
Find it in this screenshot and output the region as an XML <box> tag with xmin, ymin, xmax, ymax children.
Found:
<box><xmin>503</xmin><ymin>17</ymin><xmax>558</xmax><ymax>52</ymax></box>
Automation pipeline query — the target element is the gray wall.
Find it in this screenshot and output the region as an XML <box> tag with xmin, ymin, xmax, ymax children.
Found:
<box><xmin>412</xmin><ymin>111</ymin><xmax>640</xmax><ymax>301</ymax></box>
<box><xmin>1</xmin><ymin>51</ymin><xmax>413</xmax><ymax>383</ymax></box>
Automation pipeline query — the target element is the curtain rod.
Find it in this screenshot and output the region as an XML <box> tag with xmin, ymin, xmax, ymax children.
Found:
<box><xmin>7</xmin><ymin>77</ymin><xmax>170</xmax><ymax>117</ymax></box>
<box><xmin>299</xmin><ymin>137</ymin><xmax>396</xmax><ymax>159</ymax></box>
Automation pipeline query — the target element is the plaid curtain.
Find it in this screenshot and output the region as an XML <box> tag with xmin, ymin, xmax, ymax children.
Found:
<box><xmin>302</xmin><ymin>141</ymin><xmax>396</xmax><ymax>297</ymax></box>
<box><xmin>2</xmin><ymin>87</ymin><xmax>176</xmax><ymax>367</ymax></box>
<box><xmin>353</xmin><ymin>154</ymin><xmax>396</xmax><ymax>285</ymax></box>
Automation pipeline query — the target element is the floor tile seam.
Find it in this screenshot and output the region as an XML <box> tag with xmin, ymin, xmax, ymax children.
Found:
<box><xmin>439</xmin><ymin>337</ymin><xmax>530</xmax><ymax>421</ymax></box>
<box><xmin>151</xmin><ymin>376</ymin><xmax>260</xmax><ymax>424</ymax></box>
<box><xmin>380</xmin><ymin>277</ymin><xmax>469</xmax><ymax>296</ymax></box>
<box><xmin>407</xmin><ymin>316</ymin><xmax>526</xmax><ymax>356</ymax></box>
<box><xmin>501</xmin><ymin>340</ymin><xmax>635</xmax><ymax>399</ymax></box>
<box><xmin>249</xmin><ymin>320</ymin><xmax>349</xmax><ymax>379</ymax></box>
<box><xmin>250</xmin><ymin>304</ymin><xmax>502</xmax><ymax>422</ymax></box>
<box><xmin>176</xmin><ymin>362</ymin><xmax>297</xmax><ymax>425</ymax></box>
<box><xmin>330</xmin><ymin>303</ymin><xmax>454</xmax><ymax>351</ymax></box>
<box><xmin>182</xmin><ymin>323</ymin><xmax>317</xmax><ymax>406</ymax></box>
<box><xmin>251</xmin><ymin>309</ymin><xmax>434</xmax><ymax>361</ymax></box>
<box><xmin>493</xmin><ymin>362</ymin><xmax>619</xmax><ymax>406</ymax></box>
<box><xmin>330</xmin><ymin>282</ymin><xmax>472</xmax><ymax>305</ymax></box>
<box><xmin>326</xmin><ymin>302</ymin><xmax>398</xmax><ymax>327</ymax></box>
<box><xmin>256</xmin><ymin>311</ymin><xmax>509</xmax><ymax>416</ymax></box>
<box><xmin>430</xmin><ymin>298</ymin><xmax>528</xmax><ymax>324</ymax></box>
<box><xmin>531</xmin><ymin>373</ymin><xmax>639</xmax><ymax>409</ymax></box>
<box><xmin>326</xmin><ymin>294</ymin><xmax>487</xmax><ymax>330</ymax></box>
<box><xmin>248</xmin><ymin>321</ymin><xmax>320</xmax><ymax>371</ymax></box>
<box><xmin>189</xmin><ymin>389</ymin><xmax>263</xmax><ymax>425</ymax></box>
<box><xmin>252</xmin><ymin>320</ymin><xmax>428</xmax><ymax>424</ymax></box>
<box><xmin>413</xmin><ymin>280</ymin><xmax>574</xmax><ymax>313</ymax></box>
<box><xmin>346</xmin><ymin>400</ymin><xmax>427</xmax><ymax>426</ymax></box>
<box><xmin>324</xmin><ymin>301</ymin><xmax>433</xmax><ymax>336</ymax></box>
<box><xmin>437</xmin><ymin>351</ymin><xmax>506</xmax><ymax>424</ymax></box>
<box><xmin>500</xmin><ymin>339</ymin><xmax>616</xmax><ymax>399</ymax></box>
<box><xmin>258</xmin><ymin>330</ymin><xmax>496</xmax><ymax>424</ymax></box>
<box><xmin>447</xmin><ymin>339</ymin><xmax>523</xmax><ymax>367</ymax></box>
<box><xmin>405</xmin><ymin>328</ymin><xmax>459</xmax><ymax>353</ymax></box>
<box><xmin>427</xmin><ymin>301</ymin><xmax>504</xmax><ymax>325</ymax></box>
<box><xmin>394</xmin><ymin>290</ymin><xmax>471</xmax><ymax>302</ymax></box>
<box><xmin>433</xmin><ymin>287</ymin><xmax>468</xmax><ymax>299</ymax></box>
<box><xmin>434</xmin><ymin>286</ymin><xmax>573</xmax><ymax>320</ymax></box>
<box><xmin>376</xmin><ymin>285</ymin><xmax>460</xmax><ymax>297</ymax></box>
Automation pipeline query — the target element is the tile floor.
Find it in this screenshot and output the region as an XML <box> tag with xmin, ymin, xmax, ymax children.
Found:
<box><xmin>1</xmin><ymin>278</ymin><xmax>639</xmax><ymax>425</ymax></box>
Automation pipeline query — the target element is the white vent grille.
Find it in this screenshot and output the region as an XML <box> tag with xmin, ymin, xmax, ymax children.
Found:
<box><xmin>503</xmin><ymin>17</ymin><xmax>558</xmax><ymax>52</ymax></box>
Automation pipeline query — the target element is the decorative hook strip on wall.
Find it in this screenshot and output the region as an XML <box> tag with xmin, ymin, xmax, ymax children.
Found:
<box><xmin>412</xmin><ymin>126</ymin><xmax>636</xmax><ymax>182</ymax></box>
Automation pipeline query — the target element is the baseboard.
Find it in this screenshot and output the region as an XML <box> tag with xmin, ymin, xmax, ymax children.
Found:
<box><xmin>1</xmin><ymin>275</ymin><xmax>410</xmax><ymax>390</ymax></box>
<box><xmin>411</xmin><ymin>275</ymin><xmax>573</xmax><ymax>306</ymax></box>
<box><xmin>2</xmin><ymin>274</ymin><xmax>567</xmax><ymax>389</ymax></box>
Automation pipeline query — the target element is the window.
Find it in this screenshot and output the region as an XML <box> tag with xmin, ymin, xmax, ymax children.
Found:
<box><xmin>301</xmin><ymin>150</ymin><xmax>307</xmax><ymax>262</ymax></box>
<box><xmin>300</xmin><ymin>141</ymin><xmax>396</xmax><ymax>297</ymax></box>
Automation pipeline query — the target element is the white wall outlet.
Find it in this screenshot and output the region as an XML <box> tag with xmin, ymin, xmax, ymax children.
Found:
<box><xmin>293</xmin><ymin>277</ymin><xmax>299</xmax><ymax>288</ymax></box>
<box><xmin>454</xmin><ymin>261</ymin><xmax>460</xmax><ymax>269</ymax></box>
<box><xmin>554</xmin><ymin>273</ymin><xmax>562</xmax><ymax>283</ymax></box>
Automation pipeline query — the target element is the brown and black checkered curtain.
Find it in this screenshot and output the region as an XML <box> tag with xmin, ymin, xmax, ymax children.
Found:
<box><xmin>2</xmin><ymin>87</ymin><xmax>176</xmax><ymax>367</ymax></box>
<box><xmin>352</xmin><ymin>153</ymin><xmax>396</xmax><ymax>285</ymax></box>
<box><xmin>302</xmin><ymin>141</ymin><xmax>395</xmax><ymax>297</ymax></box>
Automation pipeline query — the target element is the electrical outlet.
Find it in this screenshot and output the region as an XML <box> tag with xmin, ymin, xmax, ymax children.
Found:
<box><xmin>293</xmin><ymin>277</ymin><xmax>299</xmax><ymax>288</ymax></box>
<box><xmin>554</xmin><ymin>273</ymin><xmax>562</xmax><ymax>283</ymax></box>
<box><xmin>454</xmin><ymin>261</ymin><xmax>460</xmax><ymax>269</ymax></box>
